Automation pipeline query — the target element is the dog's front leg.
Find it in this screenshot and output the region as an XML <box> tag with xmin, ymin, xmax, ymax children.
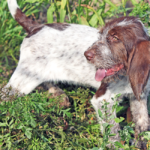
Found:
<box><xmin>91</xmin><ymin>83</ymin><xmax>121</xmax><ymax>148</ymax></box>
<box><xmin>130</xmin><ymin>95</ymin><xmax>149</xmax><ymax>149</ymax></box>
<box><xmin>91</xmin><ymin>95</ymin><xmax>120</xmax><ymax>140</ymax></box>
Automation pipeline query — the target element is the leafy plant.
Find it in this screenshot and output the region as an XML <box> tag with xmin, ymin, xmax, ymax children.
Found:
<box><xmin>95</xmin><ymin>94</ymin><xmax>127</xmax><ymax>149</ymax></box>
<box><xmin>129</xmin><ymin>0</ymin><xmax>150</xmax><ymax>25</ymax></box>
<box><xmin>0</xmin><ymin>87</ymin><xmax>102</xmax><ymax>149</ymax></box>
<box><xmin>0</xmin><ymin>0</ymin><xmax>43</xmax><ymax>68</ymax></box>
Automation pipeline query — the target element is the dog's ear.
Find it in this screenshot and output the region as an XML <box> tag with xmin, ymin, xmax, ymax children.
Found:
<box><xmin>127</xmin><ymin>41</ymin><xmax>150</xmax><ymax>100</ymax></box>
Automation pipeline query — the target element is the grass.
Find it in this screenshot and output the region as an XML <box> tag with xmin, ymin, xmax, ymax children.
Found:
<box><xmin>0</xmin><ymin>87</ymin><xmax>103</xmax><ymax>149</ymax></box>
<box><xmin>1</xmin><ymin>0</ymin><xmax>150</xmax><ymax>149</ymax></box>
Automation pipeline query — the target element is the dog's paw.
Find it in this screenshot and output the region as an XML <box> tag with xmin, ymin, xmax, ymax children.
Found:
<box><xmin>0</xmin><ymin>86</ymin><xmax>23</xmax><ymax>102</ymax></box>
<box><xmin>48</xmin><ymin>86</ymin><xmax>70</xmax><ymax>108</ymax></box>
<box><xmin>0</xmin><ymin>86</ymin><xmax>11</xmax><ymax>101</ymax></box>
<box><xmin>131</xmin><ymin>138</ymin><xmax>147</xmax><ymax>150</ymax></box>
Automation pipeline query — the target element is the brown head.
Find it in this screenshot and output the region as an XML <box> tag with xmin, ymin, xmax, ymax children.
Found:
<box><xmin>84</xmin><ymin>16</ymin><xmax>150</xmax><ymax>100</ymax></box>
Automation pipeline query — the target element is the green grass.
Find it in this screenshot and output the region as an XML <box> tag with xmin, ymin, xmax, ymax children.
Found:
<box><xmin>1</xmin><ymin>0</ymin><xmax>150</xmax><ymax>149</ymax></box>
<box><xmin>0</xmin><ymin>88</ymin><xmax>103</xmax><ymax>149</ymax></box>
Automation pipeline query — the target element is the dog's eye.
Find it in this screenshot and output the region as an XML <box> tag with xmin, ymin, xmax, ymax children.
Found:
<box><xmin>107</xmin><ymin>35</ymin><xmax>119</xmax><ymax>43</ymax></box>
<box><xmin>113</xmin><ymin>36</ymin><xmax>119</xmax><ymax>41</ymax></box>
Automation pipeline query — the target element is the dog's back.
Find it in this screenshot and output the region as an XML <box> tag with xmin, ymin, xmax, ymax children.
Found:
<box><xmin>18</xmin><ymin>24</ymin><xmax>100</xmax><ymax>92</ymax></box>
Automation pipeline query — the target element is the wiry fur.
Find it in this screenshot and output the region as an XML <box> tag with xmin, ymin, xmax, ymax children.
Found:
<box><xmin>1</xmin><ymin>0</ymin><xmax>100</xmax><ymax>99</ymax></box>
<box><xmin>85</xmin><ymin>17</ymin><xmax>150</xmax><ymax>149</ymax></box>
<box><xmin>4</xmin><ymin>25</ymin><xmax>100</xmax><ymax>94</ymax></box>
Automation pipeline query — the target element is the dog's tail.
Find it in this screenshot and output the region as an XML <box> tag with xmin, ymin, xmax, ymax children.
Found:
<box><xmin>7</xmin><ymin>0</ymin><xmax>40</xmax><ymax>33</ymax></box>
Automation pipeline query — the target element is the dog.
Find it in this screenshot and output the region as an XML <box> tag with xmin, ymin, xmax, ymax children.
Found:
<box><xmin>3</xmin><ymin>0</ymin><xmax>149</xmax><ymax>148</ymax></box>
<box><xmin>84</xmin><ymin>16</ymin><xmax>150</xmax><ymax>149</ymax></box>
<box><xmin>1</xmin><ymin>0</ymin><xmax>101</xmax><ymax>101</ymax></box>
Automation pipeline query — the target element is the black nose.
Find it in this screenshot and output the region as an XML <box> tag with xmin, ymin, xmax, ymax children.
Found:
<box><xmin>84</xmin><ymin>50</ymin><xmax>95</xmax><ymax>61</ymax></box>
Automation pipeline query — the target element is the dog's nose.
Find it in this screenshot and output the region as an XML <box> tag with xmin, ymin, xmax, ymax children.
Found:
<box><xmin>84</xmin><ymin>50</ymin><xmax>95</xmax><ymax>61</ymax></box>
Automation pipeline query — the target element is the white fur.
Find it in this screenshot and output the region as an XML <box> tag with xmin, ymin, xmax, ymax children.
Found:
<box><xmin>91</xmin><ymin>77</ymin><xmax>132</xmax><ymax>129</ymax></box>
<box><xmin>7</xmin><ymin>0</ymin><xmax>19</xmax><ymax>18</ymax></box>
<box><xmin>117</xmin><ymin>19</ymin><xmax>133</xmax><ymax>26</ymax></box>
<box><xmin>3</xmin><ymin>0</ymin><xmax>102</xmax><ymax>95</ymax></box>
<box><xmin>4</xmin><ymin>24</ymin><xmax>100</xmax><ymax>94</ymax></box>
<box><xmin>117</xmin><ymin>19</ymin><xmax>149</xmax><ymax>36</ymax></box>
<box><xmin>3</xmin><ymin>0</ymin><xmax>101</xmax><ymax>96</ymax></box>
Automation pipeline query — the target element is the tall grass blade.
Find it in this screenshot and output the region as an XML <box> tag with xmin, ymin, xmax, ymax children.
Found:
<box><xmin>47</xmin><ymin>3</ymin><xmax>55</xmax><ymax>23</ymax></box>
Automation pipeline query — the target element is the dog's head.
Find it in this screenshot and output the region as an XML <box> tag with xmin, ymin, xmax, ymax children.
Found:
<box><xmin>84</xmin><ymin>16</ymin><xmax>150</xmax><ymax>100</ymax></box>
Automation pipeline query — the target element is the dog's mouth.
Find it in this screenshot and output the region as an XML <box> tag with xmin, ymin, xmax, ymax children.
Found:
<box><xmin>95</xmin><ymin>64</ymin><xmax>124</xmax><ymax>81</ymax></box>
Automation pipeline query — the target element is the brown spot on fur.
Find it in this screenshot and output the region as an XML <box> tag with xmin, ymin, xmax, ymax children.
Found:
<box><xmin>26</xmin><ymin>23</ymin><xmax>70</xmax><ymax>38</ymax></box>
<box><xmin>95</xmin><ymin>82</ymin><xmax>107</xmax><ymax>98</ymax></box>
<box><xmin>26</xmin><ymin>25</ymin><xmax>44</xmax><ymax>38</ymax></box>
<box><xmin>46</xmin><ymin>23</ymin><xmax>70</xmax><ymax>31</ymax></box>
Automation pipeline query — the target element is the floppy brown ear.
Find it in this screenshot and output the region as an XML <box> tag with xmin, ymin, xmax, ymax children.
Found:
<box><xmin>128</xmin><ymin>41</ymin><xmax>150</xmax><ymax>100</ymax></box>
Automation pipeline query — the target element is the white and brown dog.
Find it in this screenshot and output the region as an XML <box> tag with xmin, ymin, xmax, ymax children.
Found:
<box><xmin>1</xmin><ymin>0</ymin><xmax>100</xmax><ymax>101</ymax></box>
<box><xmin>84</xmin><ymin>17</ymin><xmax>150</xmax><ymax>148</ymax></box>
<box><xmin>2</xmin><ymin>0</ymin><xmax>150</xmax><ymax>149</ymax></box>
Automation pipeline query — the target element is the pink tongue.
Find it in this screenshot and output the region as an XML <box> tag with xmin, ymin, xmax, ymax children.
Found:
<box><xmin>95</xmin><ymin>69</ymin><xmax>106</xmax><ymax>81</ymax></box>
